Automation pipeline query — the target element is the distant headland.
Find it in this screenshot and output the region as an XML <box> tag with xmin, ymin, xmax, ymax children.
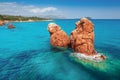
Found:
<box><xmin>0</xmin><ymin>14</ymin><xmax>51</xmax><ymax>22</ymax></box>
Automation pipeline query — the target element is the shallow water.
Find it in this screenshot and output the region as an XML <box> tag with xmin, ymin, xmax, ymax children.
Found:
<box><xmin>0</xmin><ymin>19</ymin><xmax>120</xmax><ymax>80</ymax></box>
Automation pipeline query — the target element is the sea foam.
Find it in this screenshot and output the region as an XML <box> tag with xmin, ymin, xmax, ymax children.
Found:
<box><xmin>70</xmin><ymin>52</ymin><xmax>105</xmax><ymax>62</ymax></box>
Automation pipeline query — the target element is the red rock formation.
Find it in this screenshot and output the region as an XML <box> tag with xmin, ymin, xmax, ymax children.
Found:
<box><xmin>48</xmin><ymin>23</ymin><xmax>70</xmax><ymax>48</ymax></box>
<box><xmin>70</xmin><ymin>18</ymin><xmax>97</xmax><ymax>55</ymax></box>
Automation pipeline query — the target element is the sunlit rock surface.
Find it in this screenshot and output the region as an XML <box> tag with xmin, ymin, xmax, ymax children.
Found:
<box><xmin>70</xmin><ymin>18</ymin><xmax>106</xmax><ymax>61</ymax></box>
<box><xmin>70</xmin><ymin>18</ymin><xmax>97</xmax><ymax>55</ymax></box>
<box><xmin>48</xmin><ymin>23</ymin><xmax>70</xmax><ymax>48</ymax></box>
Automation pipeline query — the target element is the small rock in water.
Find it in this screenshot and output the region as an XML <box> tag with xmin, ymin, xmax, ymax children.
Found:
<box><xmin>8</xmin><ymin>24</ymin><xmax>16</xmax><ymax>29</ymax></box>
<box><xmin>8</xmin><ymin>22</ymin><xmax>16</xmax><ymax>29</ymax></box>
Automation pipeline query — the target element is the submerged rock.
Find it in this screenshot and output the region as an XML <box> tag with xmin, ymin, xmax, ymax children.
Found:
<box><xmin>48</xmin><ymin>23</ymin><xmax>70</xmax><ymax>48</ymax></box>
<box><xmin>70</xmin><ymin>18</ymin><xmax>97</xmax><ymax>55</ymax></box>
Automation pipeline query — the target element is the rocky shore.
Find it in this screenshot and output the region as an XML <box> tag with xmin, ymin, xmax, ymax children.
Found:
<box><xmin>0</xmin><ymin>20</ymin><xmax>5</xmax><ymax>26</ymax></box>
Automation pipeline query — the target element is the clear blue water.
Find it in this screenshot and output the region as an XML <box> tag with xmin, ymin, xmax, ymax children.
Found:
<box><xmin>0</xmin><ymin>19</ymin><xmax>120</xmax><ymax>80</ymax></box>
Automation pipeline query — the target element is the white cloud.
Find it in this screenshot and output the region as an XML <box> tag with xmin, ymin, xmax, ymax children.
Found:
<box><xmin>0</xmin><ymin>2</ymin><xmax>58</xmax><ymax>16</ymax></box>
<box><xmin>30</xmin><ymin>7</ymin><xmax>57</xmax><ymax>13</ymax></box>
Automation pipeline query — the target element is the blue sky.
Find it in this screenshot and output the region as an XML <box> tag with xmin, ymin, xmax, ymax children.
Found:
<box><xmin>0</xmin><ymin>0</ymin><xmax>120</xmax><ymax>19</ymax></box>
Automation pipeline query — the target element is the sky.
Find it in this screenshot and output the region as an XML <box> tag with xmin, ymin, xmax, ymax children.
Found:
<box><xmin>0</xmin><ymin>0</ymin><xmax>120</xmax><ymax>19</ymax></box>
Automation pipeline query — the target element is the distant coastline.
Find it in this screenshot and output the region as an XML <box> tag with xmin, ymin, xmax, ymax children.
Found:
<box><xmin>5</xmin><ymin>20</ymin><xmax>53</xmax><ymax>22</ymax></box>
<box><xmin>0</xmin><ymin>14</ymin><xmax>51</xmax><ymax>22</ymax></box>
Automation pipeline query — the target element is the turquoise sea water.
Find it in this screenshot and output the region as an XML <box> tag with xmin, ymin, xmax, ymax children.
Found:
<box><xmin>0</xmin><ymin>19</ymin><xmax>120</xmax><ymax>80</ymax></box>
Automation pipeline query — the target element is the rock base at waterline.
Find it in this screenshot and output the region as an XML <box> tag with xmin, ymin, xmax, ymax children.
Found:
<box><xmin>70</xmin><ymin>52</ymin><xmax>106</xmax><ymax>62</ymax></box>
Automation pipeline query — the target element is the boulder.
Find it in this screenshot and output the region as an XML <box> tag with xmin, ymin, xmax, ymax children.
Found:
<box><xmin>48</xmin><ymin>23</ymin><xmax>70</xmax><ymax>48</ymax></box>
<box><xmin>70</xmin><ymin>18</ymin><xmax>97</xmax><ymax>55</ymax></box>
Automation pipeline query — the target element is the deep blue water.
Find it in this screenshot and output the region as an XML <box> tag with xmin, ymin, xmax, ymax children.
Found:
<box><xmin>0</xmin><ymin>19</ymin><xmax>120</xmax><ymax>80</ymax></box>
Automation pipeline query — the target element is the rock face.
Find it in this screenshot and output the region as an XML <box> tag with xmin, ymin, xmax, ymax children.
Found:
<box><xmin>0</xmin><ymin>20</ymin><xmax>5</xmax><ymax>26</ymax></box>
<box><xmin>70</xmin><ymin>18</ymin><xmax>97</xmax><ymax>55</ymax></box>
<box><xmin>48</xmin><ymin>23</ymin><xmax>70</xmax><ymax>48</ymax></box>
